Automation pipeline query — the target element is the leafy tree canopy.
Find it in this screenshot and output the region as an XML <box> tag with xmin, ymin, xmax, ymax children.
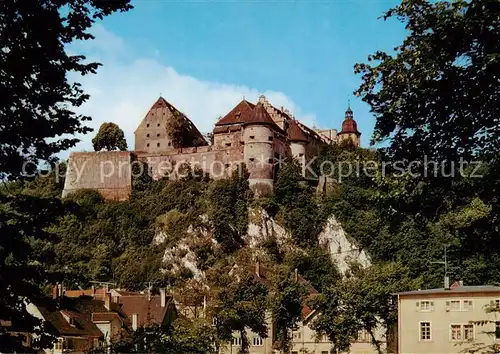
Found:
<box><xmin>355</xmin><ymin>0</ymin><xmax>500</xmax><ymax>164</ymax></box>
<box><xmin>92</xmin><ymin>122</ymin><xmax>128</xmax><ymax>151</ymax></box>
<box><xmin>0</xmin><ymin>0</ymin><xmax>132</xmax><ymax>180</ymax></box>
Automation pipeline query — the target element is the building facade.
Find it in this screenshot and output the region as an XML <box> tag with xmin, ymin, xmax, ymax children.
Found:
<box><xmin>396</xmin><ymin>281</ymin><xmax>500</xmax><ymax>354</ymax></box>
<box><xmin>63</xmin><ymin>95</ymin><xmax>361</xmax><ymax>200</ymax></box>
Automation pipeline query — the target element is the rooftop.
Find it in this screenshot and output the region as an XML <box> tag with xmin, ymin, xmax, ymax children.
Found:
<box><xmin>396</xmin><ymin>285</ymin><xmax>500</xmax><ymax>296</ymax></box>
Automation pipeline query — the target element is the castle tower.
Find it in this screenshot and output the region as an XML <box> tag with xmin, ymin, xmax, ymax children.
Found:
<box><xmin>242</xmin><ymin>103</ymin><xmax>279</xmax><ymax>194</ymax></box>
<box><xmin>337</xmin><ymin>105</ymin><xmax>361</xmax><ymax>147</ymax></box>
<box><xmin>287</xmin><ymin>119</ymin><xmax>309</xmax><ymax>176</ymax></box>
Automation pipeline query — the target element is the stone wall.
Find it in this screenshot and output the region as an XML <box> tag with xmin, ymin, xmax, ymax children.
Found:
<box><xmin>136</xmin><ymin>145</ymin><xmax>244</xmax><ymax>181</ymax></box>
<box><xmin>62</xmin><ymin>151</ymin><xmax>132</xmax><ymax>201</ymax></box>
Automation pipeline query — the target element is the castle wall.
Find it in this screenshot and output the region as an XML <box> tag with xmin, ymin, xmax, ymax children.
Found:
<box><xmin>136</xmin><ymin>145</ymin><xmax>244</xmax><ymax>181</ymax></box>
<box><xmin>290</xmin><ymin>142</ymin><xmax>306</xmax><ymax>176</ymax></box>
<box><xmin>62</xmin><ymin>151</ymin><xmax>132</xmax><ymax>201</ymax></box>
<box><xmin>213</xmin><ymin>126</ymin><xmax>242</xmax><ymax>150</ymax></box>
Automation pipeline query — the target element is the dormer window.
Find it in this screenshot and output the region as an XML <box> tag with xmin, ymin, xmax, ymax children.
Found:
<box><xmin>61</xmin><ymin>311</ymin><xmax>76</xmax><ymax>327</ymax></box>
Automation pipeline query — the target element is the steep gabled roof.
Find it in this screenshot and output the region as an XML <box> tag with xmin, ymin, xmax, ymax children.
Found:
<box><xmin>137</xmin><ymin>96</ymin><xmax>208</xmax><ymax>147</ymax></box>
<box><xmin>119</xmin><ymin>294</ymin><xmax>173</xmax><ymax>327</ymax></box>
<box><xmin>244</xmin><ymin>103</ymin><xmax>277</xmax><ymax>126</ymax></box>
<box><xmin>216</xmin><ymin>100</ymin><xmax>255</xmax><ymax>126</ymax></box>
<box><xmin>287</xmin><ymin>119</ymin><xmax>309</xmax><ymax>142</ymax></box>
<box><xmin>34</xmin><ymin>296</ymin><xmax>126</xmax><ymax>338</ymax></box>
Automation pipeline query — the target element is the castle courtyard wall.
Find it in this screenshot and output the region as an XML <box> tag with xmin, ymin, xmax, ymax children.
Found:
<box><xmin>136</xmin><ymin>145</ymin><xmax>244</xmax><ymax>180</ymax></box>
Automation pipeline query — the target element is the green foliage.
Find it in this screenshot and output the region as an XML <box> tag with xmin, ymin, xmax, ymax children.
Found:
<box><xmin>274</xmin><ymin>158</ymin><xmax>324</xmax><ymax>246</ymax></box>
<box><xmin>92</xmin><ymin>122</ymin><xmax>128</xmax><ymax>151</ymax></box>
<box><xmin>208</xmin><ymin>164</ymin><xmax>252</xmax><ymax>252</ymax></box>
<box><xmin>212</xmin><ymin>266</ymin><xmax>269</xmax><ymax>354</ymax></box>
<box><xmin>110</xmin><ymin>319</ymin><xmax>218</xmax><ymax>354</ymax></box>
<box><xmin>269</xmin><ymin>267</ymin><xmax>308</xmax><ymax>353</ymax></box>
<box><xmin>311</xmin><ymin>262</ymin><xmax>421</xmax><ymax>353</ymax></box>
<box><xmin>0</xmin><ymin>0</ymin><xmax>132</xmax><ymax>180</ymax></box>
<box><xmin>166</xmin><ymin>111</ymin><xmax>206</xmax><ymax>148</ymax></box>
<box><xmin>0</xmin><ymin>0</ymin><xmax>132</xmax><ymax>349</ymax></box>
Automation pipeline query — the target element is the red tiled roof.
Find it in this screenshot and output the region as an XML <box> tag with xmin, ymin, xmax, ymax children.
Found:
<box><xmin>91</xmin><ymin>312</ymin><xmax>120</xmax><ymax>322</ymax></box>
<box><xmin>216</xmin><ymin>100</ymin><xmax>255</xmax><ymax>126</ymax></box>
<box><xmin>287</xmin><ymin>119</ymin><xmax>309</xmax><ymax>142</ymax></box>
<box><xmin>34</xmin><ymin>296</ymin><xmax>126</xmax><ymax>338</ymax></box>
<box><xmin>339</xmin><ymin>107</ymin><xmax>360</xmax><ymax>135</ymax></box>
<box><xmin>244</xmin><ymin>103</ymin><xmax>276</xmax><ymax>126</ymax></box>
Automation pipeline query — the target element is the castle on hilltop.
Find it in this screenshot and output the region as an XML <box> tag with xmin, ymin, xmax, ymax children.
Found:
<box><xmin>62</xmin><ymin>95</ymin><xmax>361</xmax><ymax>200</ymax></box>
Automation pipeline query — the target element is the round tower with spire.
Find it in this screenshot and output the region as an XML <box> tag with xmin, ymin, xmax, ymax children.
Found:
<box><xmin>337</xmin><ymin>105</ymin><xmax>361</xmax><ymax>147</ymax></box>
<box><xmin>242</xmin><ymin>103</ymin><xmax>278</xmax><ymax>194</ymax></box>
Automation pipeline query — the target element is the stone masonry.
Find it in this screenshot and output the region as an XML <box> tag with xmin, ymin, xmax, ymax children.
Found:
<box><xmin>63</xmin><ymin>95</ymin><xmax>361</xmax><ymax>200</ymax></box>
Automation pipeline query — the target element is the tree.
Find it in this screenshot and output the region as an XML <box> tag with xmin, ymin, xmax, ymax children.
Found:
<box><xmin>0</xmin><ymin>0</ymin><xmax>132</xmax><ymax>350</ymax></box>
<box><xmin>211</xmin><ymin>268</ymin><xmax>269</xmax><ymax>354</ymax></box>
<box><xmin>92</xmin><ymin>122</ymin><xmax>128</xmax><ymax>151</ymax></box>
<box><xmin>355</xmin><ymin>0</ymin><xmax>500</xmax><ymax>164</ymax></box>
<box><xmin>269</xmin><ymin>268</ymin><xmax>307</xmax><ymax>354</ymax></box>
<box><xmin>0</xmin><ymin>0</ymin><xmax>132</xmax><ymax>180</ymax></box>
<box><xmin>311</xmin><ymin>262</ymin><xmax>421</xmax><ymax>354</ymax></box>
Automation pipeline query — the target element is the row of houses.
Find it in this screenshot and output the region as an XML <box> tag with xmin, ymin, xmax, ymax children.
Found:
<box><xmin>4</xmin><ymin>265</ymin><xmax>500</xmax><ymax>353</ymax></box>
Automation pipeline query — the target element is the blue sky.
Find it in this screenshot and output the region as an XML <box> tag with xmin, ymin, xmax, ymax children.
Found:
<box><xmin>73</xmin><ymin>0</ymin><xmax>406</xmax><ymax>151</ymax></box>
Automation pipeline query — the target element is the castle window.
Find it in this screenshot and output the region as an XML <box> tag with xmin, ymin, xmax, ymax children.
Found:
<box><xmin>299</xmin><ymin>153</ymin><xmax>304</xmax><ymax>157</ymax></box>
<box><xmin>268</xmin><ymin>159</ymin><xmax>273</xmax><ymax>164</ymax></box>
<box><xmin>157</xmin><ymin>143</ymin><xmax>160</xmax><ymax>147</ymax></box>
<box><xmin>225</xmin><ymin>164</ymin><xmax>230</xmax><ymax>168</ymax></box>
<box><xmin>147</xmin><ymin>124</ymin><xmax>150</xmax><ymax>127</ymax></box>
<box><xmin>147</xmin><ymin>134</ymin><xmax>150</xmax><ymax>137</ymax></box>
<box><xmin>168</xmin><ymin>142</ymin><xmax>171</xmax><ymax>146</ymax></box>
<box><xmin>157</xmin><ymin>133</ymin><xmax>160</xmax><ymax>137</ymax></box>
<box><xmin>249</xmin><ymin>136</ymin><xmax>255</xmax><ymax>139</ymax></box>
<box><xmin>249</xmin><ymin>158</ymin><xmax>255</xmax><ymax>162</ymax></box>
<box><xmin>225</xmin><ymin>143</ymin><xmax>231</xmax><ymax>147</ymax></box>
<box><xmin>146</xmin><ymin>143</ymin><xmax>150</xmax><ymax>147</ymax></box>
<box><xmin>157</xmin><ymin>123</ymin><xmax>160</xmax><ymax>127</ymax></box>
<box><xmin>268</xmin><ymin>136</ymin><xmax>273</xmax><ymax>141</ymax></box>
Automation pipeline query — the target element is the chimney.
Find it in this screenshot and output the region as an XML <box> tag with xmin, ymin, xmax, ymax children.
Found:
<box><xmin>255</xmin><ymin>261</ymin><xmax>260</xmax><ymax>278</ymax></box>
<box><xmin>444</xmin><ymin>276</ymin><xmax>450</xmax><ymax>290</ymax></box>
<box><xmin>132</xmin><ymin>313</ymin><xmax>138</xmax><ymax>331</ymax></box>
<box><xmin>294</xmin><ymin>268</ymin><xmax>298</xmax><ymax>282</ymax></box>
<box><xmin>104</xmin><ymin>292</ymin><xmax>111</xmax><ymax>311</ymax></box>
<box><xmin>160</xmin><ymin>288</ymin><xmax>166</xmax><ymax>308</ymax></box>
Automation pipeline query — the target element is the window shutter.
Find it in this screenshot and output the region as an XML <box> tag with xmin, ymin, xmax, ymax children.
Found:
<box><xmin>416</xmin><ymin>301</ymin><xmax>420</xmax><ymax>308</ymax></box>
<box><xmin>430</xmin><ymin>301</ymin><xmax>434</xmax><ymax>309</ymax></box>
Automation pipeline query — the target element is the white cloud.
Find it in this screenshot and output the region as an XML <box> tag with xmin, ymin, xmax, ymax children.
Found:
<box><xmin>69</xmin><ymin>25</ymin><xmax>318</xmax><ymax>153</ymax></box>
